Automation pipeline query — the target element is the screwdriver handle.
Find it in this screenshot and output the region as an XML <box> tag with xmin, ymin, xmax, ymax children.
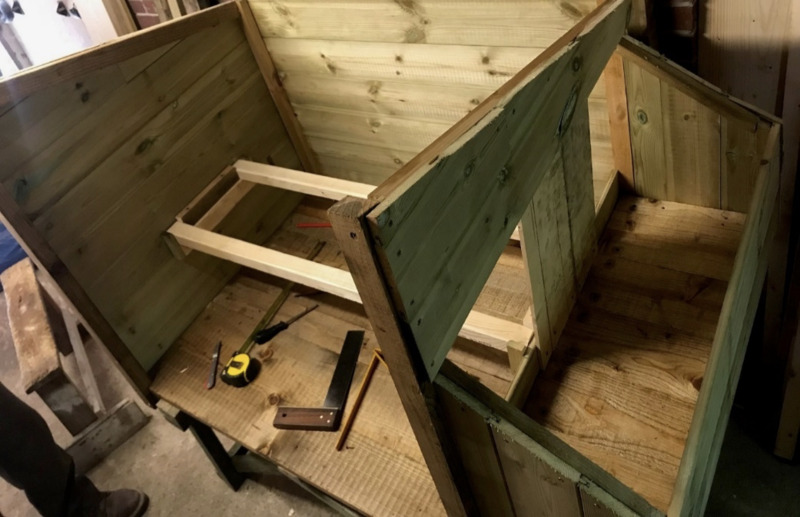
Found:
<box><xmin>254</xmin><ymin>321</ymin><xmax>288</xmax><ymax>344</ymax></box>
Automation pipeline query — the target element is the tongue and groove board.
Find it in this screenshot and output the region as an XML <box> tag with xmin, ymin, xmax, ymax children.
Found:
<box><xmin>250</xmin><ymin>0</ymin><xmax>617</xmax><ymax>190</ymax></box>
<box><xmin>0</xmin><ymin>4</ymin><xmax>304</xmax><ymax>375</ymax></box>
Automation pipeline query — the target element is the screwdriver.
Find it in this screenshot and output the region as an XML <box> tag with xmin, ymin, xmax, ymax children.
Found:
<box><xmin>253</xmin><ymin>304</ymin><xmax>319</xmax><ymax>344</ymax></box>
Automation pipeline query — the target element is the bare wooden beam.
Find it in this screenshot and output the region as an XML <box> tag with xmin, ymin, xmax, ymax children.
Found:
<box><xmin>602</xmin><ymin>51</ymin><xmax>634</xmax><ymax>189</ymax></box>
<box><xmin>235</xmin><ymin>160</ymin><xmax>373</xmax><ymax>200</ymax></box>
<box><xmin>235</xmin><ymin>0</ymin><xmax>321</xmax><ymax>173</ymax></box>
<box><xmin>169</xmin><ymin>220</ymin><xmax>360</xmax><ymax>302</ymax></box>
<box><xmin>168</xmin><ymin>220</ymin><xmax>533</xmax><ymax>353</ymax></box>
<box><xmin>329</xmin><ymin>197</ymin><xmax>475</xmax><ymax>516</ymax></box>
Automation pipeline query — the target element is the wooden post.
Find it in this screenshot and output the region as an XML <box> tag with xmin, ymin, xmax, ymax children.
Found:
<box><xmin>329</xmin><ymin>198</ymin><xmax>475</xmax><ymax>516</ymax></box>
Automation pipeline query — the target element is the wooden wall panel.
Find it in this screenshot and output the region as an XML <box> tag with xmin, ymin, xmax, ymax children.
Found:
<box><xmin>252</xmin><ymin>0</ymin><xmax>615</xmax><ymax>190</ymax></box>
<box><xmin>0</xmin><ymin>13</ymin><xmax>302</xmax><ymax>369</ymax></box>
<box><xmin>624</xmin><ymin>56</ymin><xmax>759</xmax><ymax>210</ymax></box>
<box><xmin>366</xmin><ymin>0</ymin><xmax>627</xmax><ymax>379</ymax></box>
<box><xmin>437</xmin><ymin>380</ymin><xmax>515</xmax><ymax>516</ymax></box>
<box><xmin>250</xmin><ymin>0</ymin><xmax>598</xmax><ymax>45</ymax></box>
<box><xmin>435</xmin><ymin>372</ymin><xmax>646</xmax><ymax>517</ymax></box>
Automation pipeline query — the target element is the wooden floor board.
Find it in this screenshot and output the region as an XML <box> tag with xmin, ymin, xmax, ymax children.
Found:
<box><xmin>151</xmin><ymin>201</ymin><xmax>527</xmax><ymax>515</ymax></box>
<box><xmin>151</xmin><ymin>277</ymin><xmax>446</xmax><ymax>517</ymax></box>
<box><xmin>523</xmin><ymin>195</ymin><xmax>744</xmax><ymax>513</ymax></box>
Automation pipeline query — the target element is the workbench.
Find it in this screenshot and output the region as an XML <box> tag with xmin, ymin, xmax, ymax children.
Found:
<box><xmin>151</xmin><ymin>203</ymin><xmax>526</xmax><ymax>515</ymax></box>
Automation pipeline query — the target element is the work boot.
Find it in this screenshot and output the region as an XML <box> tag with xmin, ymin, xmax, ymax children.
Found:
<box><xmin>98</xmin><ymin>489</ymin><xmax>149</xmax><ymax>517</ymax></box>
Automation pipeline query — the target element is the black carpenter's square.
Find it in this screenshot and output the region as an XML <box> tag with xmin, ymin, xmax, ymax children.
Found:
<box><xmin>273</xmin><ymin>330</ymin><xmax>364</xmax><ymax>431</ymax></box>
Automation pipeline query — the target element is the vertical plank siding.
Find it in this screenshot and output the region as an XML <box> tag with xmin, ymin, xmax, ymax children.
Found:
<box><xmin>624</xmin><ymin>55</ymin><xmax>761</xmax><ymax>211</ymax></box>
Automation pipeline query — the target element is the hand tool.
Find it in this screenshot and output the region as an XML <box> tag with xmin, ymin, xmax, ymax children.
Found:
<box><xmin>273</xmin><ymin>330</ymin><xmax>364</xmax><ymax>431</ymax></box>
<box><xmin>335</xmin><ymin>348</ymin><xmax>386</xmax><ymax>451</ymax></box>
<box><xmin>221</xmin><ymin>303</ymin><xmax>319</xmax><ymax>387</ymax></box>
<box><xmin>206</xmin><ymin>341</ymin><xmax>221</xmax><ymax>390</ymax></box>
<box><xmin>220</xmin><ymin>241</ymin><xmax>325</xmax><ymax>388</ymax></box>
<box><xmin>254</xmin><ymin>304</ymin><xmax>319</xmax><ymax>344</ymax></box>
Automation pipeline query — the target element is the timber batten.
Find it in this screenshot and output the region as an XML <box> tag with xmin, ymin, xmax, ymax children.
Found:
<box><xmin>0</xmin><ymin>0</ymin><xmax>784</xmax><ymax>515</ymax></box>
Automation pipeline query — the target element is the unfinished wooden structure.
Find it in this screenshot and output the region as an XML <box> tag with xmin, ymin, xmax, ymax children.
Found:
<box><xmin>0</xmin><ymin>0</ymin><xmax>783</xmax><ymax>515</ymax></box>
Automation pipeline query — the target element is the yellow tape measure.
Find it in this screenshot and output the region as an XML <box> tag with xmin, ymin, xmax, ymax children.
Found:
<box><xmin>220</xmin><ymin>353</ymin><xmax>260</xmax><ymax>388</ymax></box>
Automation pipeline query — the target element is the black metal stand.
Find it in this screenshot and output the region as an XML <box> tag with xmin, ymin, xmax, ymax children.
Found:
<box><xmin>158</xmin><ymin>403</ymin><xmax>245</xmax><ymax>491</ymax></box>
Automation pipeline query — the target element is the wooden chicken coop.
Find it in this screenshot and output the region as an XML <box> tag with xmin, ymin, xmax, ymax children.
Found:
<box><xmin>0</xmin><ymin>0</ymin><xmax>784</xmax><ymax>515</ymax></box>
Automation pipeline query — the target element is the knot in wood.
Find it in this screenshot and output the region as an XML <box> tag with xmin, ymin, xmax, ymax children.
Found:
<box><xmin>497</xmin><ymin>166</ymin><xmax>510</xmax><ymax>184</ymax></box>
<box><xmin>464</xmin><ymin>159</ymin><xmax>475</xmax><ymax>177</ymax></box>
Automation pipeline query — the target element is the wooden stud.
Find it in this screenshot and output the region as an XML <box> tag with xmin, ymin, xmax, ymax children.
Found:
<box><xmin>168</xmin><ymin>219</ymin><xmax>531</xmax><ymax>357</ymax></box>
<box><xmin>235</xmin><ymin>159</ymin><xmax>374</xmax><ymax>199</ymax></box>
<box><xmin>601</xmin><ymin>50</ymin><xmax>634</xmax><ymax>189</ymax></box>
<box><xmin>595</xmin><ymin>171</ymin><xmax>620</xmax><ymax>238</ymax></box>
<box><xmin>169</xmin><ymin>220</ymin><xmax>360</xmax><ymax>303</ymax></box>
<box><xmin>329</xmin><ymin>197</ymin><xmax>474</xmax><ymax>516</ymax></box>
<box><xmin>235</xmin><ymin>0</ymin><xmax>321</xmax><ymax>173</ymax></box>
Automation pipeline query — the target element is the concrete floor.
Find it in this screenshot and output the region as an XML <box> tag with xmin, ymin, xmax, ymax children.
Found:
<box><xmin>0</xmin><ymin>289</ymin><xmax>797</xmax><ymax>516</ymax></box>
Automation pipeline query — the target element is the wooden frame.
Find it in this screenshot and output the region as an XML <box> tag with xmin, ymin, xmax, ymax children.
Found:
<box><xmin>166</xmin><ymin>159</ymin><xmax>534</xmax><ymax>367</ymax></box>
